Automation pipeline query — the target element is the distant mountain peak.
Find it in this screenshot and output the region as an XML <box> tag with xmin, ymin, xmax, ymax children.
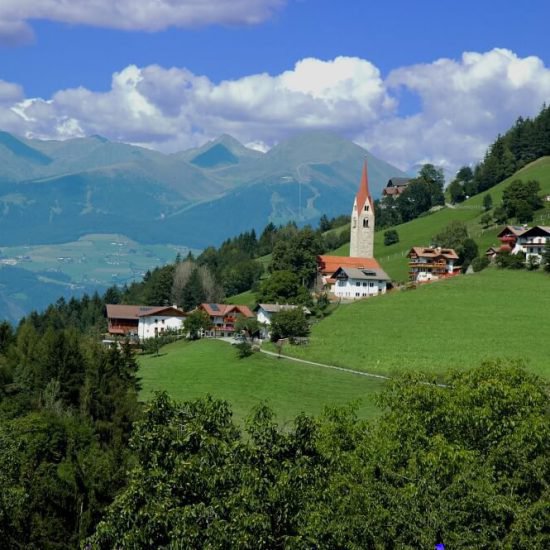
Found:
<box><xmin>90</xmin><ymin>134</ymin><xmax>110</xmax><ymax>143</ymax></box>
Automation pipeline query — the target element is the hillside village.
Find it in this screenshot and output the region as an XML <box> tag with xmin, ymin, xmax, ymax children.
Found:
<box><xmin>103</xmin><ymin>157</ymin><xmax>550</xmax><ymax>346</ymax></box>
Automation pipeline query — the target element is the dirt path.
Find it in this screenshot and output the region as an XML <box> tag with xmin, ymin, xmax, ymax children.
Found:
<box><xmin>259</xmin><ymin>348</ymin><xmax>391</xmax><ymax>381</ymax></box>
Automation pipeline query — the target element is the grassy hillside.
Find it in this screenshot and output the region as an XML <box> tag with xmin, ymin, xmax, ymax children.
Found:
<box><xmin>273</xmin><ymin>268</ymin><xmax>550</xmax><ymax>379</ymax></box>
<box><xmin>139</xmin><ymin>339</ymin><xmax>385</xmax><ymax>423</ymax></box>
<box><xmin>332</xmin><ymin>157</ymin><xmax>550</xmax><ymax>281</ymax></box>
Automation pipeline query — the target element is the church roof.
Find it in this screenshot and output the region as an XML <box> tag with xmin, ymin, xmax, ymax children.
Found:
<box><xmin>355</xmin><ymin>161</ymin><xmax>373</xmax><ymax>214</ymax></box>
<box><xmin>333</xmin><ymin>266</ymin><xmax>391</xmax><ymax>281</ymax></box>
<box><xmin>317</xmin><ymin>255</ymin><xmax>383</xmax><ymax>275</ymax></box>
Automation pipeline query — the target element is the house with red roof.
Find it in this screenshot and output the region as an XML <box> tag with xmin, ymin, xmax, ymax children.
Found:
<box><xmin>407</xmin><ymin>247</ymin><xmax>460</xmax><ymax>282</ymax></box>
<box><xmin>197</xmin><ymin>303</ymin><xmax>254</xmax><ymax>337</ymax></box>
<box><xmin>106</xmin><ymin>304</ymin><xmax>186</xmax><ymax>340</ymax></box>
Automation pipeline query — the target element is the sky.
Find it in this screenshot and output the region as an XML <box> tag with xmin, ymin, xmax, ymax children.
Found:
<box><xmin>1</xmin><ymin>0</ymin><xmax>550</xmax><ymax>174</ymax></box>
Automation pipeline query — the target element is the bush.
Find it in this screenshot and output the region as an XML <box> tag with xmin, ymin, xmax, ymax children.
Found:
<box><xmin>471</xmin><ymin>256</ymin><xmax>490</xmax><ymax>272</ymax></box>
<box><xmin>383</xmin><ymin>229</ymin><xmax>399</xmax><ymax>246</ymax></box>
<box><xmin>235</xmin><ymin>341</ymin><xmax>253</xmax><ymax>358</ymax></box>
<box><xmin>495</xmin><ymin>251</ymin><xmax>525</xmax><ymax>270</ymax></box>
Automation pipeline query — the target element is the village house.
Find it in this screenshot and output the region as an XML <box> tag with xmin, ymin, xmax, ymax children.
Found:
<box><xmin>382</xmin><ymin>177</ymin><xmax>411</xmax><ymax>198</ymax></box>
<box><xmin>197</xmin><ymin>303</ymin><xmax>254</xmax><ymax>337</ymax></box>
<box><xmin>496</xmin><ymin>225</ymin><xmax>528</xmax><ymax>253</ymax></box>
<box><xmin>106</xmin><ymin>304</ymin><xmax>186</xmax><ymax>340</ymax></box>
<box><xmin>407</xmin><ymin>247</ymin><xmax>460</xmax><ymax>282</ymax></box>
<box><xmin>516</xmin><ymin>225</ymin><xmax>550</xmax><ymax>263</ymax></box>
<box><xmin>317</xmin><ymin>161</ymin><xmax>392</xmax><ymax>300</ymax></box>
<box><xmin>254</xmin><ymin>303</ymin><xmax>311</xmax><ymax>325</ymax></box>
<box><xmin>331</xmin><ymin>266</ymin><xmax>390</xmax><ymax>299</ymax></box>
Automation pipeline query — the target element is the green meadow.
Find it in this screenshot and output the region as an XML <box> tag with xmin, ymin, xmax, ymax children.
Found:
<box><xmin>275</xmin><ymin>268</ymin><xmax>550</xmax><ymax>379</ymax></box>
<box><xmin>139</xmin><ymin>338</ymin><xmax>385</xmax><ymax>423</ymax></box>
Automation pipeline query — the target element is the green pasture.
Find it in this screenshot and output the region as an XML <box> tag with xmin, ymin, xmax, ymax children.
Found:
<box><xmin>139</xmin><ymin>338</ymin><xmax>385</xmax><ymax>423</ymax></box>
<box><xmin>274</xmin><ymin>268</ymin><xmax>550</xmax><ymax>379</ymax></box>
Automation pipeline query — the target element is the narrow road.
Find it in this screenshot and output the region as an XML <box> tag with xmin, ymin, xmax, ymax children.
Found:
<box><xmin>259</xmin><ymin>348</ymin><xmax>391</xmax><ymax>381</ymax></box>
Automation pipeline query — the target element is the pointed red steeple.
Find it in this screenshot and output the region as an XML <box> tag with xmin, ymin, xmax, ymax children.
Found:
<box><xmin>355</xmin><ymin>160</ymin><xmax>372</xmax><ymax>214</ymax></box>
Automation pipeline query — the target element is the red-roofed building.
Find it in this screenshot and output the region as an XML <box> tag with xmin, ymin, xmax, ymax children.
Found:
<box><xmin>106</xmin><ymin>304</ymin><xmax>186</xmax><ymax>340</ymax></box>
<box><xmin>407</xmin><ymin>247</ymin><xmax>460</xmax><ymax>282</ymax></box>
<box><xmin>197</xmin><ymin>303</ymin><xmax>254</xmax><ymax>337</ymax></box>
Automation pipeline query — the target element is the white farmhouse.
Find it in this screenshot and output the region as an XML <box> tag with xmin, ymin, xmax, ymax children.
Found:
<box><xmin>106</xmin><ymin>304</ymin><xmax>186</xmax><ymax>340</ymax></box>
<box><xmin>254</xmin><ymin>303</ymin><xmax>311</xmax><ymax>325</ymax></box>
<box><xmin>331</xmin><ymin>266</ymin><xmax>390</xmax><ymax>299</ymax></box>
<box><xmin>515</xmin><ymin>226</ymin><xmax>550</xmax><ymax>263</ymax></box>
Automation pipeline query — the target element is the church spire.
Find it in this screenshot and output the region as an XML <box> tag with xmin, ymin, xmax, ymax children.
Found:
<box><xmin>355</xmin><ymin>160</ymin><xmax>372</xmax><ymax>214</ymax></box>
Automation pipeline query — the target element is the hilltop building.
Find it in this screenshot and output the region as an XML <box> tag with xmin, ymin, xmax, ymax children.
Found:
<box><xmin>382</xmin><ymin>177</ymin><xmax>411</xmax><ymax>198</ymax></box>
<box><xmin>317</xmin><ymin>161</ymin><xmax>390</xmax><ymax>299</ymax></box>
<box><xmin>106</xmin><ymin>304</ymin><xmax>186</xmax><ymax>340</ymax></box>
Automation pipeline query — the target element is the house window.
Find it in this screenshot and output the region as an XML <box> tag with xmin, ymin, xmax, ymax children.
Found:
<box><xmin>369</xmin><ymin>282</ymin><xmax>374</xmax><ymax>287</ymax></box>
<box><xmin>363</xmin><ymin>218</ymin><xmax>369</xmax><ymax>228</ymax></box>
<box><xmin>362</xmin><ymin>282</ymin><xmax>367</xmax><ymax>287</ymax></box>
<box><xmin>364</xmin><ymin>204</ymin><xmax>369</xmax><ymax>211</ymax></box>
<box><xmin>356</xmin><ymin>282</ymin><xmax>360</xmax><ymax>286</ymax></box>
<box><xmin>355</xmin><ymin>292</ymin><xmax>360</xmax><ymax>297</ymax></box>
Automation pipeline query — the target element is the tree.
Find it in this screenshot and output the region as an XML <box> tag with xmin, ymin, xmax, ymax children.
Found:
<box><xmin>483</xmin><ymin>193</ymin><xmax>493</xmax><ymax>211</ymax></box>
<box><xmin>396</xmin><ymin>180</ymin><xmax>432</xmax><ymax>222</ymax></box>
<box><xmin>270</xmin><ymin>308</ymin><xmax>309</xmax><ymax>342</ymax></box>
<box><xmin>183</xmin><ymin>310</ymin><xmax>211</xmax><ymax>339</ymax></box>
<box><xmin>516</xmin><ymin>200</ymin><xmax>534</xmax><ymax>223</ymax></box>
<box><xmin>257</xmin><ymin>270</ymin><xmax>302</xmax><ymax>304</ymax></box>
<box><xmin>471</xmin><ymin>256</ymin><xmax>490</xmax><ymax>272</ymax></box>
<box><xmin>480</xmin><ymin>212</ymin><xmax>493</xmax><ymax>228</ymax></box>
<box><xmin>270</xmin><ymin>226</ymin><xmax>323</xmax><ymax>287</ymax></box>
<box><xmin>180</xmin><ymin>267</ymin><xmax>206</xmax><ymax>311</ymax></box>
<box><xmin>319</xmin><ymin>214</ymin><xmax>331</xmax><ymax>232</ymax></box>
<box><xmin>495</xmin><ymin>251</ymin><xmax>526</xmax><ymax>269</ymax></box>
<box><xmin>502</xmin><ymin>179</ymin><xmax>543</xmax><ymax>219</ymax></box>
<box><xmin>418</xmin><ymin>163</ymin><xmax>445</xmax><ymax>206</ymax></box>
<box><xmin>383</xmin><ymin>229</ymin><xmax>399</xmax><ymax>246</ymax></box>
<box><xmin>235</xmin><ymin>317</ymin><xmax>262</xmax><ymax>340</ymax></box>
<box><xmin>432</xmin><ymin>221</ymin><xmax>469</xmax><ymax>250</ymax></box>
<box><xmin>493</xmin><ymin>205</ymin><xmax>508</xmax><ymax>224</ymax></box>
<box><xmin>448</xmin><ymin>179</ymin><xmax>466</xmax><ymax>204</ymax></box>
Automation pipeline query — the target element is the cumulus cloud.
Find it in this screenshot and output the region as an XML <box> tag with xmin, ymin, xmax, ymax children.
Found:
<box><xmin>365</xmin><ymin>48</ymin><xmax>550</xmax><ymax>171</ymax></box>
<box><xmin>0</xmin><ymin>0</ymin><xmax>285</xmax><ymax>43</ymax></box>
<box><xmin>2</xmin><ymin>49</ymin><xmax>550</xmax><ymax>174</ymax></box>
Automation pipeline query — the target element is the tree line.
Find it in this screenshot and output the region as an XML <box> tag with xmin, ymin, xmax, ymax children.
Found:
<box><xmin>449</xmin><ymin>103</ymin><xmax>550</xmax><ymax>201</ymax></box>
<box><xmin>87</xmin><ymin>361</ymin><xmax>549</xmax><ymax>549</ymax></box>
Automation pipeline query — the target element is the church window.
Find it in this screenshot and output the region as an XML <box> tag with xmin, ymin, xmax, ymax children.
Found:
<box><xmin>352</xmin><ymin>218</ymin><xmax>357</xmax><ymax>228</ymax></box>
<box><xmin>364</xmin><ymin>204</ymin><xmax>369</xmax><ymax>211</ymax></box>
<box><xmin>363</xmin><ymin>219</ymin><xmax>369</xmax><ymax>228</ymax></box>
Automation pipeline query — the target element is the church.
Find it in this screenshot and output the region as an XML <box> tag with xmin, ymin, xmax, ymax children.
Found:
<box><xmin>317</xmin><ymin>162</ymin><xmax>391</xmax><ymax>300</ymax></box>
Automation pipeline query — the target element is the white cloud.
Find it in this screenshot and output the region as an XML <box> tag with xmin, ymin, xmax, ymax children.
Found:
<box><xmin>0</xmin><ymin>0</ymin><xmax>286</xmax><ymax>43</ymax></box>
<box><xmin>2</xmin><ymin>49</ymin><xmax>550</xmax><ymax>174</ymax></box>
<box><xmin>367</xmin><ymin>48</ymin><xmax>550</xmax><ymax>172</ymax></box>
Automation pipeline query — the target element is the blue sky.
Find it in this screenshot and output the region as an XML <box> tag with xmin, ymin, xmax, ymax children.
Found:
<box><xmin>1</xmin><ymin>0</ymin><xmax>550</xmax><ymax>172</ymax></box>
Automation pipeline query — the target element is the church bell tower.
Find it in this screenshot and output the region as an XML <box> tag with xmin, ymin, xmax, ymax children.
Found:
<box><xmin>349</xmin><ymin>161</ymin><xmax>375</xmax><ymax>258</ymax></box>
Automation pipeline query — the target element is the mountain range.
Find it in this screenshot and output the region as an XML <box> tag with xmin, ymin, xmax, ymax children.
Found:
<box><xmin>0</xmin><ymin>130</ymin><xmax>407</xmax><ymax>248</ymax></box>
